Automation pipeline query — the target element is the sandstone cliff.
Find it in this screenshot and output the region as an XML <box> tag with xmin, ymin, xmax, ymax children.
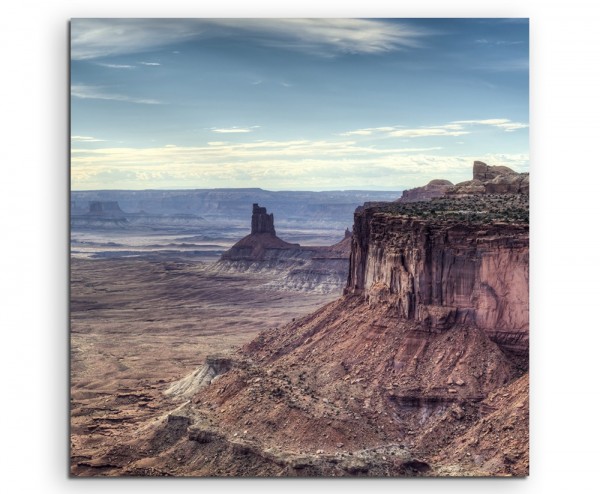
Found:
<box><xmin>346</xmin><ymin>195</ymin><xmax>529</xmax><ymax>355</ymax></box>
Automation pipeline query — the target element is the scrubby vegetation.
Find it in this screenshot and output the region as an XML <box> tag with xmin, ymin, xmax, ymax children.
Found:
<box><xmin>370</xmin><ymin>194</ymin><xmax>529</xmax><ymax>225</ymax></box>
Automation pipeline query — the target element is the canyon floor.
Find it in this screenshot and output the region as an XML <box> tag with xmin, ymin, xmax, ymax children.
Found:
<box><xmin>70</xmin><ymin>257</ymin><xmax>338</xmax><ymax>476</ymax></box>
<box><xmin>70</xmin><ymin>186</ymin><xmax>528</xmax><ymax>477</ymax></box>
<box><xmin>70</xmin><ymin>255</ymin><xmax>528</xmax><ymax>477</ymax></box>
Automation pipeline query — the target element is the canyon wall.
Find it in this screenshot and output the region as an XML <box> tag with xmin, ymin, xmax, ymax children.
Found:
<box><xmin>346</xmin><ymin>201</ymin><xmax>529</xmax><ymax>354</ymax></box>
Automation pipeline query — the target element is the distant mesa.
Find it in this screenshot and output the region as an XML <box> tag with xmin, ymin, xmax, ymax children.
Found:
<box><xmin>88</xmin><ymin>201</ymin><xmax>126</xmax><ymax>219</ymax></box>
<box><xmin>71</xmin><ymin>199</ymin><xmax>207</xmax><ymax>229</ymax></box>
<box><xmin>397</xmin><ymin>161</ymin><xmax>529</xmax><ymax>203</ymax></box>
<box><xmin>70</xmin><ymin>200</ymin><xmax>128</xmax><ymax>228</ymax></box>
<box><xmin>217</xmin><ymin>204</ymin><xmax>351</xmax><ymax>293</ymax></box>
<box><xmin>70</xmin><ymin>189</ymin><xmax>402</xmax><ymax>233</ymax></box>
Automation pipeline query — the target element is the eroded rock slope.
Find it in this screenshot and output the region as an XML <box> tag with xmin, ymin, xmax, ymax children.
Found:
<box><xmin>91</xmin><ymin>168</ymin><xmax>529</xmax><ymax>477</ymax></box>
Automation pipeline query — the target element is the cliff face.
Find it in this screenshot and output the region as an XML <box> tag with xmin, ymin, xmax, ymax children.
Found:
<box><xmin>251</xmin><ymin>203</ymin><xmax>276</xmax><ymax>235</ymax></box>
<box><xmin>346</xmin><ymin>198</ymin><xmax>528</xmax><ymax>354</ymax></box>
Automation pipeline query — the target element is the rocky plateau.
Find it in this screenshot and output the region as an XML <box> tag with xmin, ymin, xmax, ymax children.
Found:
<box><xmin>73</xmin><ymin>161</ymin><xmax>529</xmax><ymax>477</ymax></box>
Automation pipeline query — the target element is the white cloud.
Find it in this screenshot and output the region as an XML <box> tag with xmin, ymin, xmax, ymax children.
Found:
<box><xmin>71</xmin><ymin>139</ymin><xmax>528</xmax><ymax>190</ymax></box>
<box><xmin>139</xmin><ymin>62</ymin><xmax>161</xmax><ymax>66</ymax></box>
<box><xmin>71</xmin><ymin>18</ymin><xmax>431</xmax><ymax>60</ymax></box>
<box><xmin>213</xmin><ymin>18</ymin><xmax>431</xmax><ymax>55</ymax></box>
<box><xmin>453</xmin><ymin>118</ymin><xmax>529</xmax><ymax>132</ymax></box>
<box><xmin>389</xmin><ymin>127</ymin><xmax>469</xmax><ymax>138</ymax></box>
<box><xmin>71</xmin><ymin>135</ymin><xmax>105</xmax><ymax>142</ymax></box>
<box><xmin>71</xmin><ymin>84</ymin><xmax>162</xmax><ymax>105</ymax></box>
<box><xmin>341</xmin><ymin>118</ymin><xmax>528</xmax><ymax>138</ymax></box>
<box><xmin>341</xmin><ymin>124</ymin><xmax>469</xmax><ymax>138</ymax></box>
<box><xmin>211</xmin><ymin>127</ymin><xmax>253</xmax><ymax>134</ymax></box>
<box><xmin>341</xmin><ymin>129</ymin><xmax>374</xmax><ymax>136</ymax></box>
<box><xmin>71</xmin><ymin>19</ymin><xmax>202</xmax><ymax>60</ymax></box>
<box><xmin>496</xmin><ymin>122</ymin><xmax>529</xmax><ymax>132</ymax></box>
<box><xmin>96</xmin><ymin>63</ymin><xmax>135</xmax><ymax>69</ymax></box>
<box><xmin>71</xmin><ymin>139</ymin><xmax>529</xmax><ymax>190</ymax></box>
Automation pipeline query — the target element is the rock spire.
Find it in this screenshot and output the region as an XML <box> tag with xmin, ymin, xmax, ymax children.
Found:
<box><xmin>251</xmin><ymin>203</ymin><xmax>276</xmax><ymax>235</ymax></box>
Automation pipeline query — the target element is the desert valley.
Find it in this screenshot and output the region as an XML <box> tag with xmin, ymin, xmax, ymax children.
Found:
<box><xmin>70</xmin><ymin>161</ymin><xmax>529</xmax><ymax>477</ymax></box>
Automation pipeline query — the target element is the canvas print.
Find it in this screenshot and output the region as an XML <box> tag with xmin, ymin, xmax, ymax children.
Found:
<box><xmin>70</xmin><ymin>18</ymin><xmax>529</xmax><ymax>477</ymax></box>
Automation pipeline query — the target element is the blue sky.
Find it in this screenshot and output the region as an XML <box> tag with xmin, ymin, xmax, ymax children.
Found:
<box><xmin>70</xmin><ymin>18</ymin><xmax>529</xmax><ymax>191</ymax></box>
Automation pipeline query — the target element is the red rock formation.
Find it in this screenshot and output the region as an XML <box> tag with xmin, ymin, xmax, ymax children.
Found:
<box><xmin>472</xmin><ymin>161</ymin><xmax>517</xmax><ymax>181</ymax></box>
<box><xmin>397</xmin><ymin>179</ymin><xmax>454</xmax><ymax>203</ymax></box>
<box><xmin>346</xmin><ymin>199</ymin><xmax>528</xmax><ymax>354</ymax></box>
<box><xmin>397</xmin><ymin>161</ymin><xmax>529</xmax><ymax>203</ymax></box>
<box><xmin>221</xmin><ymin>204</ymin><xmax>299</xmax><ymax>262</ymax></box>
<box><xmin>251</xmin><ymin>203</ymin><xmax>276</xmax><ymax>235</ymax></box>
<box><xmin>450</xmin><ymin>161</ymin><xmax>529</xmax><ymax>196</ymax></box>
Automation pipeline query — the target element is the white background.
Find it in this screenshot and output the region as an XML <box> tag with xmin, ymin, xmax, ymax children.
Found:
<box><xmin>1</xmin><ymin>1</ymin><xmax>598</xmax><ymax>492</ymax></box>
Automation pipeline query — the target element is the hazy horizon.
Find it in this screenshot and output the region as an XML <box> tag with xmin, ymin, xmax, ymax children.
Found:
<box><xmin>70</xmin><ymin>185</ymin><xmax>405</xmax><ymax>193</ymax></box>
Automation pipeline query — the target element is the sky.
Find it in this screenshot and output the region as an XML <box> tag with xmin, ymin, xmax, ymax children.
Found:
<box><xmin>70</xmin><ymin>18</ymin><xmax>529</xmax><ymax>191</ymax></box>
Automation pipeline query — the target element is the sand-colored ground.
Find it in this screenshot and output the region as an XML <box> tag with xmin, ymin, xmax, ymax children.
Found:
<box><xmin>70</xmin><ymin>257</ymin><xmax>337</xmax><ymax>473</ymax></box>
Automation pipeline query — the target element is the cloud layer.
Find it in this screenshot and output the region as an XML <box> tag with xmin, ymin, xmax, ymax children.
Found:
<box><xmin>341</xmin><ymin>119</ymin><xmax>528</xmax><ymax>138</ymax></box>
<box><xmin>71</xmin><ymin>84</ymin><xmax>161</xmax><ymax>105</ymax></box>
<box><xmin>71</xmin><ymin>138</ymin><xmax>528</xmax><ymax>190</ymax></box>
<box><xmin>71</xmin><ymin>18</ymin><xmax>431</xmax><ymax>60</ymax></box>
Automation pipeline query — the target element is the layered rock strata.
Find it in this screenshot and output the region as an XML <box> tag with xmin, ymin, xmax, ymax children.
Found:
<box><xmin>346</xmin><ymin>195</ymin><xmax>529</xmax><ymax>355</ymax></box>
<box><xmin>216</xmin><ymin>204</ymin><xmax>351</xmax><ymax>293</ymax></box>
